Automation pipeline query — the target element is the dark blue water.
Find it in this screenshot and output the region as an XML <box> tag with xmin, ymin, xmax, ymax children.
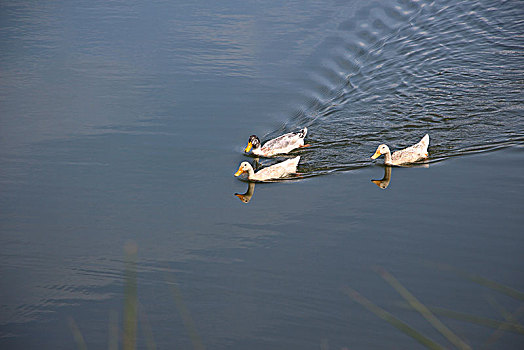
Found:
<box><xmin>1</xmin><ymin>0</ymin><xmax>523</xmax><ymax>349</ymax></box>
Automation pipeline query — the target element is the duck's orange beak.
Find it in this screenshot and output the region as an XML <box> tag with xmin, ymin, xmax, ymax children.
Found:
<box><xmin>371</xmin><ymin>149</ymin><xmax>381</xmax><ymax>159</ymax></box>
<box><xmin>371</xmin><ymin>180</ymin><xmax>382</xmax><ymax>187</ymax></box>
<box><xmin>234</xmin><ymin>167</ymin><xmax>244</xmax><ymax>176</ymax></box>
<box><xmin>244</xmin><ymin>142</ymin><xmax>253</xmax><ymax>153</ymax></box>
<box><xmin>235</xmin><ymin>194</ymin><xmax>249</xmax><ymax>203</ymax></box>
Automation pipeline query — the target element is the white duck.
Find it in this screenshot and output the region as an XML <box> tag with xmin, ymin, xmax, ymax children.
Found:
<box><xmin>234</xmin><ymin>156</ymin><xmax>300</xmax><ymax>181</ymax></box>
<box><xmin>244</xmin><ymin>128</ymin><xmax>309</xmax><ymax>157</ymax></box>
<box><xmin>371</xmin><ymin>134</ymin><xmax>429</xmax><ymax>165</ymax></box>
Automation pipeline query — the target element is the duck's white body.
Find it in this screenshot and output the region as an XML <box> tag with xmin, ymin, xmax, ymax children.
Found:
<box><xmin>245</xmin><ymin>128</ymin><xmax>308</xmax><ymax>157</ymax></box>
<box><xmin>371</xmin><ymin>134</ymin><xmax>429</xmax><ymax>166</ymax></box>
<box><xmin>235</xmin><ymin>156</ymin><xmax>300</xmax><ymax>181</ymax></box>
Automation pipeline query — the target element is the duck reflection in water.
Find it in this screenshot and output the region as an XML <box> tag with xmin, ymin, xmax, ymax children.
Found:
<box><xmin>371</xmin><ymin>166</ymin><xmax>392</xmax><ymax>189</ymax></box>
<box><xmin>234</xmin><ymin>182</ymin><xmax>255</xmax><ymax>203</ymax></box>
<box><xmin>371</xmin><ymin>163</ymin><xmax>429</xmax><ymax>189</ymax></box>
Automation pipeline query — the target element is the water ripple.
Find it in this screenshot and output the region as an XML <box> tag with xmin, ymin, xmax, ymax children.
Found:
<box><xmin>265</xmin><ymin>0</ymin><xmax>524</xmax><ymax>177</ymax></box>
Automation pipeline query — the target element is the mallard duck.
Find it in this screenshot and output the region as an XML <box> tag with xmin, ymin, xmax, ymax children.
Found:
<box><xmin>371</xmin><ymin>134</ymin><xmax>429</xmax><ymax>165</ymax></box>
<box><xmin>244</xmin><ymin>128</ymin><xmax>309</xmax><ymax>157</ymax></box>
<box><xmin>234</xmin><ymin>156</ymin><xmax>300</xmax><ymax>181</ymax></box>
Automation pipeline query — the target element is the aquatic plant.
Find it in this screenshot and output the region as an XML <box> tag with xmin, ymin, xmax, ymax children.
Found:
<box><xmin>345</xmin><ymin>265</ymin><xmax>524</xmax><ymax>349</ymax></box>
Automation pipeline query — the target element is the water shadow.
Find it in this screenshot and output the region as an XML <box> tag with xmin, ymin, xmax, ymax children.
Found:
<box><xmin>234</xmin><ymin>182</ymin><xmax>256</xmax><ymax>204</ymax></box>
<box><xmin>371</xmin><ymin>163</ymin><xmax>429</xmax><ymax>189</ymax></box>
<box><xmin>371</xmin><ymin>165</ymin><xmax>392</xmax><ymax>189</ymax></box>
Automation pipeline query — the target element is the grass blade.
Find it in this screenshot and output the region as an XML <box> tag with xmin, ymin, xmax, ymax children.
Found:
<box><xmin>123</xmin><ymin>242</ymin><xmax>138</xmax><ymax>350</ymax></box>
<box><xmin>397</xmin><ymin>303</ymin><xmax>524</xmax><ymax>335</ymax></box>
<box><xmin>375</xmin><ymin>267</ymin><xmax>471</xmax><ymax>350</ymax></box>
<box><xmin>431</xmin><ymin>263</ymin><xmax>524</xmax><ymax>301</ymax></box>
<box><xmin>166</xmin><ymin>274</ymin><xmax>205</xmax><ymax>350</ymax></box>
<box><xmin>485</xmin><ymin>300</ymin><xmax>524</xmax><ymax>346</ymax></box>
<box><xmin>343</xmin><ymin>286</ymin><xmax>445</xmax><ymax>350</ymax></box>
<box><xmin>68</xmin><ymin>317</ymin><xmax>88</xmax><ymax>350</ymax></box>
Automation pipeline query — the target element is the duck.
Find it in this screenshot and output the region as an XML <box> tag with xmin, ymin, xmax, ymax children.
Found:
<box><xmin>234</xmin><ymin>156</ymin><xmax>300</xmax><ymax>181</ymax></box>
<box><xmin>244</xmin><ymin>128</ymin><xmax>309</xmax><ymax>157</ymax></box>
<box><xmin>371</xmin><ymin>134</ymin><xmax>429</xmax><ymax>165</ymax></box>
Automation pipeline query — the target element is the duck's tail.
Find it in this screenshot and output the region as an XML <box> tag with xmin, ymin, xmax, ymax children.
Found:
<box><xmin>420</xmin><ymin>134</ymin><xmax>429</xmax><ymax>147</ymax></box>
<box><xmin>298</xmin><ymin>127</ymin><xmax>308</xmax><ymax>138</ymax></box>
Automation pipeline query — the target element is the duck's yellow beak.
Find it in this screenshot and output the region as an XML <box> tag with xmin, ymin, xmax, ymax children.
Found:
<box><xmin>234</xmin><ymin>168</ymin><xmax>244</xmax><ymax>176</ymax></box>
<box><xmin>235</xmin><ymin>194</ymin><xmax>249</xmax><ymax>203</ymax></box>
<box><xmin>244</xmin><ymin>142</ymin><xmax>253</xmax><ymax>153</ymax></box>
<box><xmin>371</xmin><ymin>150</ymin><xmax>381</xmax><ymax>159</ymax></box>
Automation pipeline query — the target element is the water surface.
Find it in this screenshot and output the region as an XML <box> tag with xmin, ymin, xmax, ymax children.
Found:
<box><xmin>1</xmin><ymin>0</ymin><xmax>523</xmax><ymax>349</ymax></box>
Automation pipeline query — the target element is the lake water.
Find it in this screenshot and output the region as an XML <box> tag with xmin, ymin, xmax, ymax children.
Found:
<box><xmin>1</xmin><ymin>0</ymin><xmax>523</xmax><ymax>349</ymax></box>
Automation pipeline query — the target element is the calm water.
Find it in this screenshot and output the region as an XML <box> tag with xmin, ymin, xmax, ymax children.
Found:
<box><xmin>1</xmin><ymin>0</ymin><xmax>523</xmax><ymax>349</ymax></box>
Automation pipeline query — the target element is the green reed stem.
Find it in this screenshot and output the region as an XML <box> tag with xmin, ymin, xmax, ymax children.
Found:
<box><xmin>68</xmin><ymin>317</ymin><xmax>88</xmax><ymax>350</ymax></box>
<box><xmin>123</xmin><ymin>242</ymin><xmax>138</xmax><ymax>350</ymax></box>
<box><xmin>431</xmin><ymin>262</ymin><xmax>524</xmax><ymax>301</ymax></box>
<box><xmin>343</xmin><ymin>286</ymin><xmax>445</xmax><ymax>350</ymax></box>
<box><xmin>375</xmin><ymin>266</ymin><xmax>471</xmax><ymax>350</ymax></box>
<box><xmin>166</xmin><ymin>274</ymin><xmax>205</xmax><ymax>350</ymax></box>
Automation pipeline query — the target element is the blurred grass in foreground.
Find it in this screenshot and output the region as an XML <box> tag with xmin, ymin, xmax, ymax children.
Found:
<box><xmin>69</xmin><ymin>241</ymin><xmax>204</xmax><ymax>350</ymax></box>
<box><xmin>346</xmin><ymin>265</ymin><xmax>524</xmax><ymax>349</ymax></box>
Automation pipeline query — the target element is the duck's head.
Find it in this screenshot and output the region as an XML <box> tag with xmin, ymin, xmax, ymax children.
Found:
<box><xmin>371</xmin><ymin>179</ymin><xmax>389</xmax><ymax>189</ymax></box>
<box><xmin>244</xmin><ymin>135</ymin><xmax>261</xmax><ymax>153</ymax></box>
<box><xmin>371</xmin><ymin>144</ymin><xmax>390</xmax><ymax>159</ymax></box>
<box><xmin>234</xmin><ymin>161</ymin><xmax>252</xmax><ymax>177</ymax></box>
<box><xmin>235</xmin><ymin>193</ymin><xmax>250</xmax><ymax>202</ymax></box>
